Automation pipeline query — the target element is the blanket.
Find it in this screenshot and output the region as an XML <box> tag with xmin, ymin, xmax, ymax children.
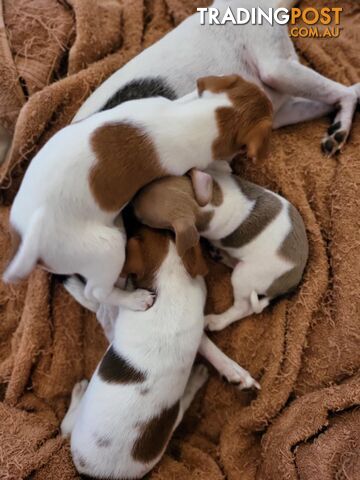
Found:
<box><xmin>0</xmin><ymin>0</ymin><xmax>359</xmax><ymax>478</ymax></box>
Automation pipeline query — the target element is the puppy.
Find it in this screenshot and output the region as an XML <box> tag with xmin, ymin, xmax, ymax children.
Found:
<box><xmin>74</xmin><ymin>0</ymin><xmax>360</xmax><ymax>157</ymax></box>
<box><xmin>61</xmin><ymin>227</ymin><xmax>259</xmax><ymax>479</ymax></box>
<box><xmin>3</xmin><ymin>74</ymin><xmax>272</xmax><ymax>311</ymax></box>
<box><xmin>133</xmin><ymin>169</ymin><xmax>309</xmax><ymax>331</ymax></box>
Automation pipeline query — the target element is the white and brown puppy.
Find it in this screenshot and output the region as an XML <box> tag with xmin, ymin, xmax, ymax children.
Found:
<box><xmin>133</xmin><ymin>169</ymin><xmax>308</xmax><ymax>331</ymax></box>
<box><xmin>61</xmin><ymin>227</ymin><xmax>259</xmax><ymax>479</ymax></box>
<box><xmin>3</xmin><ymin>74</ymin><xmax>272</xmax><ymax>311</ymax></box>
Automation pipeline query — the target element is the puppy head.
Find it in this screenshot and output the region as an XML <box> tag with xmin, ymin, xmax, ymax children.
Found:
<box><xmin>133</xmin><ymin>172</ymin><xmax>213</xmax><ymax>257</ymax></box>
<box><xmin>122</xmin><ymin>226</ymin><xmax>208</xmax><ymax>288</ymax></box>
<box><xmin>197</xmin><ymin>74</ymin><xmax>273</xmax><ymax>160</ymax></box>
<box><xmin>121</xmin><ymin>227</ymin><xmax>170</xmax><ymax>289</ymax></box>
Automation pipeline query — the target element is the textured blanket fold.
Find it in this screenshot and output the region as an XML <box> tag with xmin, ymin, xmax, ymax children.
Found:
<box><xmin>0</xmin><ymin>0</ymin><xmax>359</xmax><ymax>478</ymax></box>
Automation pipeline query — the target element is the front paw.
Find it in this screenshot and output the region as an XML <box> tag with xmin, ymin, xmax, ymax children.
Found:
<box><xmin>130</xmin><ymin>289</ymin><xmax>156</xmax><ymax>311</ymax></box>
<box><xmin>222</xmin><ymin>359</ymin><xmax>260</xmax><ymax>390</ymax></box>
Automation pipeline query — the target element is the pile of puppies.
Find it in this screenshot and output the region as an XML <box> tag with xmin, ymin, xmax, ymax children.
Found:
<box><xmin>3</xmin><ymin>72</ymin><xmax>309</xmax><ymax>479</ymax></box>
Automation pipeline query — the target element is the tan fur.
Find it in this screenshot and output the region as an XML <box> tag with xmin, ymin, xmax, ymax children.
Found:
<box><xmin>133</xmin><ymin>176</ymin><xmax>216</xmax><ymax>256</ymax></box>
<box><xmin>197</xmin><ymin>75</ymin><xmax>273</xmax><ymax>160</ymax></box>
<box><xmin>90</xmin><ymin>123</ymin><xmax>166</xmax><ymax>212</ymax></box>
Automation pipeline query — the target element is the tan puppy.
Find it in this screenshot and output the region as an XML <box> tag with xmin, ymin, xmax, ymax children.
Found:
<box><xmin>133</xmin><ymin>169</ymin><xmax>308</xmax><ymax>329</ymax></box>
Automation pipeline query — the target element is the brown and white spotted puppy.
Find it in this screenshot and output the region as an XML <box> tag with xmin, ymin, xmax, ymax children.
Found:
<box><xmin>133</xmin><ymin>169</ymin><xmax>309</xmax><ymax>331</ymax></box>
<box><xmin>61</xmin><ymin>227</ymin><xmax>259</xmax><ymax>479</ymax></box>
<box><xmin>3</xmin><ymin>74</ymin><xmax>272</xmax><ymax>312</ymax></box>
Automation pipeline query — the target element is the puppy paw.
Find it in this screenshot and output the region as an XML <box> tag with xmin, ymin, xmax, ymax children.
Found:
<box><xmin>130</xmin><ymin>289</ymin><xmax>156</xmax><ymax>311</ymax></box>
<box><xmin>222</xmin><ymin>359</ymin><xmax>260</xmax><ymax>390</ymax></box>
<box><xmin>205</xmin><ymin>314</ymin><xmax>226</xmax><ymax>332</ymax></box>
<box><xmin>321</xmin><ymin>121</ymin><xmax>348</xmax><ymax>157</ymax></box>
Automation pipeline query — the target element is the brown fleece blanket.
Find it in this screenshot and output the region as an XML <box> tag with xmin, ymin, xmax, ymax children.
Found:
<box><xmin>0</xmin><ymin>0</ymin><xmax>360</xmax><ymax>478</ymax></box>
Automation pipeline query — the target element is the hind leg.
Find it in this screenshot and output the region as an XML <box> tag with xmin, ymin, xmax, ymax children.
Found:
<box><xmin>61</xmin><ymin>380</ymin><xmax>88</xmax><ymax>438</ymax></box>
<box><xmin>205</xmin><ymin>262</ymin><xmax>269</xmax><ymax>332</ymax></box>
<box><xmin>78</xmin><ymin>226</ymin><xmax>155</xmax><ymax>311</ymax></box>
<box><xmin>173</xmin><ymin>365</ymin><xmax>209</xmax><ymax>429</ymax></box>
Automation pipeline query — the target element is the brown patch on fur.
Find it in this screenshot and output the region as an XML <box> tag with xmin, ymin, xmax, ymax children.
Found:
<box><xmin>98</xmin><ymin>345</ymin><xmax>146</xmax><ymax>384</ymax></box>
<box><xmin>90</xmin><ymin>123</ymin><xmax>166</xmax><ymax>212</ymax></box>
<box><xmin>197</xmin><ymin>75</ymin><xmax>273</xmax><ymax>161</ymax></box>
<box><xmin>222</xmin><ymin>177</ymin><xmax>282</xmax><ymax>249</ymax></box>
<box><xmin>123</xmin><ymin>227</ymin><xmax>170</xmax><ymax>291</ymax></box>
<box><xmin>132</xmin><ymin>401</ymin><xmax>180</xmax><ymax>463</ymax></box>
<box><xmin>266</xmin><ymin>204</ymin><xmax>308</xmax><ymax>298</ymax></box>
<box><xmin>211</xmin><ymin>179</ymin><xmax>223</xmax><ymax>206</ymax></box>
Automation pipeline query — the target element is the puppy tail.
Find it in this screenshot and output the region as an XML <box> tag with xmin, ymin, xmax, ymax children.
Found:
<box><xmin>250</xmin><ymin>290</ymin><xmax>269</xmax><ymax>314</ymax></box>
<box><xmin>3</xmin><ymin>207</ymin><xmax>45</xmax><ymax>283</ymax></box>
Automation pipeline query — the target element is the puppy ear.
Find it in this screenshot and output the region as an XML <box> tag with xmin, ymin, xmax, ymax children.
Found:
<box><xmin>241</xmin><ymin>119</ymin><xmax>272</xmax><ymax>161</ymax></box>
<box><xmin>173</xmin><ymin>217</ymin><xmax>199</xmax><ymax>258</ymax></box>
<box><xmin>121</xmin><ymin>237</ymin><xmax>145</xmax><ymax>279</ymax></box>
<box><xmin>188</xmin><ymin>168</ymin><xmax>213</xmax><ymax>207</ymax></box>
<box><xmin>182</xmin><ymin>243</ymin><xmax>208</xmax><ymax>278</ymax></box>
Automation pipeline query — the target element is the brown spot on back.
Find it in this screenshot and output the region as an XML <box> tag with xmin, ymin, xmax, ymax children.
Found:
<box><xmin>98</xmin><ymin>345</ymin><xmax>146</xmax><ymax>384</ymax></box>
<box><xmin>222</xmin><ymin>177</ymin><xmax>282</xmax><ymax>249</ymax></box>
<box><xmin>266</xmin><ymin>204</ymin><xmax>308</xmax><ymax>298</ymax></box>
<box><xmin>90</xmin><ymin>123</ymin><xmax>166</xmax><ymax>212</ymax></box>
<box><xmin>132</xmin><ymin>401</ymin><xmax>180</xmax><ymax>463</ymax></box>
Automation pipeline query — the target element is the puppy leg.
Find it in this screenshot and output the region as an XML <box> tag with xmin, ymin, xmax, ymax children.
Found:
<box><xmin>273</xmin><ymin>97</ymin><xmax>334</xmax><ymax>129</ymax></box>
<box><xmin>259</xmin><ymin>58</ymin><xmax>360</xmax><ymax>155</ymax></box>
<box><xmin>174</xmin><ymin>365</ymin><xmax>209</xmax><ymax>429</ymax></box>
<box><xmin>198</xmin><ymin>334</ymin><xmax>260</xmax><ymax>390</ymax></box>
<box><xmin>205</xmin><ymin>299</ymin><xmax>251</xmax><ymax>332</ymax></box>
<box><xmin>64</xmin><ymin>276</ymin><xmax>99</xmax><ymax>312</ymax></box>
<box><xmin>79</xmin><ymin>226</ymin><xmax>155</xmax><ymax>311</ymax></box>
<box><xmin>61</xmin><ymin>379</ymin><xmax>88</xmax><ymax>438</ymax></box>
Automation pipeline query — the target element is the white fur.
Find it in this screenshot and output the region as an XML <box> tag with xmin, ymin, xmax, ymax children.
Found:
<box><xmin>73</xmin><ymin>0</ymin><xmax>359</xmax><ymax>155</ymax></box>
<box><xmin>61</xmin><ymin>243</ymin><xmax>259</xmax><ymax>478</ymax></box>
<box><xmin>3</xmin><ymin>90</ymin><xmax>233</xmax><ymax>308</ymax></box>
<box><xmin>201</xmin><ymin>169</ymin><xmax>299</xmax><ymax>330</ymax></box>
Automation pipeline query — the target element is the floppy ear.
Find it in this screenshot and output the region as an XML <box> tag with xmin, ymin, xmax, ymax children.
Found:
<box><xmin>241</xmin><ymin>119</ymin><xmax>272</xmax><ymax>161</ymax></box>
<box><xmin>121</xmin><ymin>237</ymin><xmax>145</xmax><ymax>279</ymax></box>
<box><xmin>188</xmin><ymin>168</ymin><xmax>213</xmax><ymax>207</ymax></box>
<box><xmin>182</xmin><ymin>243</ymin><xmax>209</xmax><ymax>278</ymax></box>
<box><xmin>172</xmin><ymin>217</ymin><xmax>199</xmax><ymax>258</ymax></box>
